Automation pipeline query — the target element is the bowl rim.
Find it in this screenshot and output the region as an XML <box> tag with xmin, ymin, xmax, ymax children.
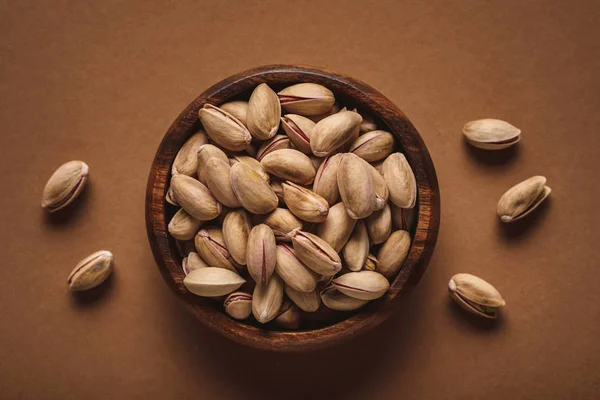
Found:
<box><xmin>145</xmin><ymin>64</ymin><xmax>440</xmax><ymax>351</ymax></box>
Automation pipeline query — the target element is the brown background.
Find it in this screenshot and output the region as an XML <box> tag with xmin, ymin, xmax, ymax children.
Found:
<box><xmin>1</xmin><ymin>0</ymin><xmax>599</xmax><ymax>399</ymax></box>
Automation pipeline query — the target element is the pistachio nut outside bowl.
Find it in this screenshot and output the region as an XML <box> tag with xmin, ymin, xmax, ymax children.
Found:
<box><xmin>145</xmin><ymin>65</ymin><xmax>440</xmax><ymax>351</ymax></box>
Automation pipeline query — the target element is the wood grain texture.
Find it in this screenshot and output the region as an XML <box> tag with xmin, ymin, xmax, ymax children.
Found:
<box><xmin>145</xmin><ymin>64</ymin><xmax>440</xmax><ymax>351</ymax></box>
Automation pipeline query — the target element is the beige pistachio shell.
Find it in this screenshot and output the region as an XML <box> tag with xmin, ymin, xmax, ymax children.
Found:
<box><xmin>220</xmin><ymin>101</ymin><xmax>249</xmax><ymax>127</ymax></box>
<box><xmin>68</xmin><ymin>250</ymin><xmax>114</xmax><ymax>291</ymax></box>
<box><xmin>275</xmin><ymin>302</ymin><xmax>302</xmax><ymax>329</ymax></box>
<box><xmin>196</xmin><ymin>144</ymin><xmax>229</xmax><ymax>185</ymax></box>
<box><xmin>229</xmin><ymin>154</ymin><xmax>270</xmax><ymax>183</ymax></box>
<box><xmin>321</xmin><ymin>285</ymin><xmax>369</xmax><ymax>311</ymax></box>
<box><xmin>168</xmin><ymin>208</ymin><xmax>204</xmax><ymax>241</ymax></box>
<box><xmin>184</xmin><ymin>267</ymin><xmax>246</xmax><ymax>297</ymax></box>
<box><xmin>290</xmin><ymin>229</ymin><xmax>342</xmax><ymax>276</ymax></box>
<box><xmin>316</xmin><ymin>202</ymin><xmax>357</xmax><ymax>252</ymax></box>
<box><xmin>337</xmin><ymin>153</ymin><xmax>376</xmax><ymax>219</ymax></box>
<box><xmin>182</xmin><ymin>252</ymin><xmax>209</xmax><ymax>275</ymax></box>
<box><xmin>222</xmin><ymin>209</ymin><xmax>252</xmax><ymax>266</ymax></box>
<box><xmin>172</xmin><ymin>131</ymin><xmax>208</xmax><ymax>176</ymax></box>
<box><xmin>311</xmin><ymin>111</ymin><xmax>362</xmax><ymax>156</ymax></box>
<box><xmin>282</xmin><ymin>181</ymin><xmax>329</xmax><ymax>223</ymax></box>
<box><xmin>194</xmin><ymin>227</ymin><xmax>238</xmax><ymax>272</ymax></box>
<box><xmin>449</xmin><ymin>273</ymin><xmax>505</xmax><ymax>319</ymax></box>
<box><xmin>382</xmin><ymin>153</ymin><xmax>417</xmax><ymax>209</ymax></box>
<box><xmin>170</xmin><ymin>175</ymin><xmax>221</xmax><ymax>221</ymax></box>
<box><xmin>281</xmin><ymin>114</ymin><xmax>315</xmax><ymax>154</ymax></box>
<box><xmin>497</xmin><ymin>176</ymin><xmax>551</xmax><ymax>223</ymax></box>
<box><xmin>223</xmin><ymin>291</ymin><xmax>252</xmax><ymax>320</ymax></box>
<box><xmin>332</xmin><ymin>271</ymin><xmax>389</xmax><ymax>301</ymax></box>
<box><xmin>312</xmin><ymin>153</ymin><xmax>343</xmax><ymax>206</ymax></box>
<box><xmin>285</xmin><ymin>285</ymin><xmax>321</xmax><ymax>312</ymax></box>
<box><xmin>349</xmin><ymin>130</ymin><xmax>394</xmax><ymax>162</ymax></box>
<box><xmin>343</xmin><ymin>221</ymin><xmax>369</xmax><ymax>272</ymax></box>
<box><xmin>391</xmin><ymin>204</ymin><xmax>417</xmax><ymax>231</ymax></box>
<box><xmin>366</xmin><ymin>161</ymin><xmax>389</xmax><ymax>210</ymax></box>
<box><xmin>166</xmin><ymin>185</ymin><xmax>179</xmax><ymax>206</ymax></box>
<box><xmin>247</xmin><ymin>83</ymin><xmax>281</xmax><ymax>140</ymax></box>
<box><xmin>41</xmin><ymin>160</ymin><xmax>89</xmax><ymax>212</ymax></box>
<box><xmin>198</xmin><ymin>104</ymin><xmax>252</xmax><ymax>151</ymax></box>
<box><xmin>256</xmin><ymin>135</ymin><xmax>291</xmax><ymax>161</ymax></box>
<box><xmin>252</xmin><ymin>273</ymin><xmax>284</xmax><ymax>323</ymax></box>
<box><xmin>230</xmin><ymin>162</ymin><xmax>278</xmax><ymax>214</ymax></box>
<box><xmin>278</xmin><ymin>83</ymin><xmax>335</xmax><ymax>116</ymax></box>
<box><xmin>463</xmin><ymin>119</ymin><xmax>521</xmax><ymax>150</ymax></box>
<box><xmin>205</xmin><ymin>158</ymin><xmax>242</xmax><ymax>208</ymax></box>
<box><xmin>246</xmin><ymin>224</ymin><xmax>277</xmax><ymax>286</ymax></box>
<box><xmin>308</xmin><ymin>103</ymin><xmax>342</xmax><ymax>123</ymax></box>
<box><xmin>366</xmin><ymin>203</ymin><xmax>392</xmax><ymax>244</ymax></box>
<box><xmin>260</xmin><ymin>207</ymin><xmax>303</xmax><ymax>241</ymax></box>
<box><xmin>261</xmin><ymin>149</ymin><xmax>316</xmax><ymax>185</ymax></box>
<box><xmin>372</xmin><ymin>161</ymin><xmax>384</xmax><ymax>175</ymax></box>
<box><xmin>377</xmin><ymin>230</ymin><xmax>411</xmax><ymax>279</ymax></box>
<box><xmin>275</xmin><ymin>243</ymin><xmax>319</xmax><ymax>293</ymax></box>
<box><xmin>363</xmin><ymin>254</ymin><xmax>378</xmax><ymax>271</ymax></box>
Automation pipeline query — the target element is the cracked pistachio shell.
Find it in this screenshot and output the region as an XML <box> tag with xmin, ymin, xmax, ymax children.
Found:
<box><xmin>260</xmin><ymin>207</ymin><xmax>303</xmax><ymax>241</ymax></box>
<box><xmin>382</xmin><ymin>153</ymin><xmax>417</xmax><ymax>209</ymax></box>
<box><xmin>281</xmin><ymin>114</ymin><xmax>315</xmax><ymax>154</ymax></box>
<box><xmin>463</xmin><ymin>119</ymin><xmax>521</xmax><ymax>150</ymax></box>
<box><xmin>321</xmin><ymin>285</ymin><xmax>369</xmax><ymax>311</ymax></box>
<box><xmin>196</xmin><ymin>144</ymin><xmax>229</xmax><ymax>185</ymax></box>
<box><xmin>205</xmin><ymin>158</ymin><xmax>241</xmax><ymax>208</ymax></box>
<box><xmin>256</xmin><ymin>135</ymin><xmax>291</xmax><ymax>161</ymax></box>
<box><xmin>168</xmin><ymin>208</ymin><xmax>204</xmax><ymax>240</ymax></box>
<box><xmin>363</xmin><ymin>254</ymin><xmax>378</xmax><ymax>271</ymax></box>
<box><xmin>261</xmin><ymin>149</ymin><xmax>316</xmax><ymax>185</ymax></box>
<box><xmin>247</xmin><ymin>83</ymin><xmax>281</xmax><ymax>140</ymax></box>
<box><xmin>230</xmin><ymin>162</ymin><xmax>278</xmax><ymax>214</ymax></box>
<box><xmin>391</xmin><ymin>203</ymin><xmax>417</xmax><ymax>231</ymax></box>
<box><xmin>290</xmin><ymin>229</ymin><xmax>342</xmax><ymax>276</ymax></box>
<box><xmin>171</xmin><ymin>131</ymin><xmax>209</xmax><ymax>176</ymax></box>
<box><xmin>366</xmin><ymin>161</ymin><xmax>389</xmax><ymax>210</ymax></box>
<box><xmin>182</xmin><ymin>252</ymin><xmax>209</xmax><ymax>275</ymax></box>
<box><xmin>194</xmin><ymin>227</ymin><xmax>238</xmax><ymax>272</ymax></box>
<box><xmin>316</xmin><ymin>202</ymin><xmax>357</xmax><ymax>252</ymax></box>
<box><xmin>285</xmin><ymin>284</ymin><xmax>321</xmax><ymax>312</ymax></box>
<box><xmin>224</xmin><ymin>291</ymin><xmax>252</xmax><ymax>320</ymax></box>
<box><xmin>497</xmin><ymin>176</ymin><xmax>551</xmax><ymax>223</ymax></box>
<box><xmin>343</xmin><ymin>221</ymin><xmax>369</xmax><ymax>272</ymax></box>
<box><xmin>338</xmin><ymin>153</ymin><xmax>376</xmax><ymax>219</ymax></box>
<box><xmin>198</xmin><ymin>104</ymin><xmax>252</xmax><ymax>151</ymax></box>
<box><xmin>449</xmin><ymin>273</ymin><xmax>506</xmax><ymax>319</ymax></box>
<box><xmin>246</xmin><ymin>224</ymin><xmax>277</xmax><ymax>286</ymax></box>
<box><xmin>67</xmin><ymin>250</ymin><xmax>114</xmax><ymax>291</ymax></box>
<box><xmin>349</xmin><ymin>130</ymin><xmax>394</xmax><ymax>162</ymax></box>
<box><xmin>41</xmin><ymin>160</ymin><xmax>89</xmax><ymax>212</ymax></box>
<box><xmin>184</xmin><ymin>267</ymin><xmax>246</xmax><ymax>297</ymax></box>
<box><xmin>311</xmin><ymin>111</ymin><xmax>362</xmax><ymax>156</ymax></box>
<box><xmin>377</xmin><ymin>230</ymin><xmax>411</xmax><ymax>279</ymax></box>
<box><xmin>275</xmin><ymin>302</ymin><xmax>302</xmax><ymax>329</ymax></box>
<box><xmin>366</xmin><ymin>203</ymin><xmax>392</xmax><ymax>244</ymax></box>
<box><xmin>282</xmin><ymin>181</ymin><xmax>329</xmax><ymax>223</ymax></box>
<box><xmin>170</xmin><ymin>175</ymin><xmax>221</xmax><ymax>221</ymax></box>
<box><xmin>252</xmin><ymin>273</ymin><xmax>284</xmax><ymax>323</ymax></box>
<box><xmin>278</xmin><ymin>83</ymin><xmax>335</xmax><ymax>116</ymax></box>
<box><xmin>332</xmin><ymin>271</ymin><xmax>389</xmax><ymax>301</ymax></box>
<box><xmin>222</xmin><ymin>209</ymin><xmax>252</xmax><ymax>266</ymax></box>
<box><xmin>229</xmin><ymin>154</ymin><xmax>270</xmax><ymax>183</ymax></box>
<box><xmin>312</xmin><ymin>153</ymin><xmax>343</xmax><ymax>206</ymax></box>
<box><xmin>275</xmin><ymin>244</ymin><xmax>318</xmax><ymax>293</ymax></box>
<box><xmin>220</xmin><ymin>101</ymin><xmax>249</xmax><ymax>127</ymax></box>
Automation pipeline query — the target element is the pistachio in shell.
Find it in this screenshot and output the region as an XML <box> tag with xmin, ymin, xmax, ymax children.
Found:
<box><xmin>311</xmin><ymin>111</ymin><xmax>362</xmax><ymax>157</ymax></box>
<box><xmin>497</xmin><ymin>176</ymin><xmax>551</xmax><ymax>223</ymax></box>
<box><xmin>278</xmin><ymin>83</ymin><xmax>335</xmax><ymax>116</ymax></box>
<box><xmin>284</xmin><ymin>284</ymin><xmax>321</xmax><ymax>312</ymax></box>
<box><xmin>184</xmin><ymin>267</ymin><xmax>246</xmax><ymax>297</ymax></box>
<box><xmin>41</xmin><ymin>160</ymin><xmax>89</xmax><ymax>212</ymax></box>
<box><xmin>67</xmin><ymin>250</ymin><xmax>114</xmax><ymax>291</ymax></box>
<box><xmin>448</xmin><ymin>273</ymin><xmax>506</xmax><ymax>319</ymax></box>
<box><xmin>316</xmin><ymin>202</ymin><xmax>357</xmax><ymax>252</ymax></box>
<box><xmin>205</xmin><ymin>157</ymin><xmax>242</xmax><ymax>208</ymax></box>
<box><xmin>247</xmin><ymin>83</ymin><xmax>281</xmax><ymax>140</ymax></box>
<box><xmin>275</xmin><ymin>243</ymin><xmax>318</xmax><ymax>293</ymax></box>
<box><xmin>349</xmin><ymin>130</ymin><xmax>394</xmax><ymax>162</ymax></box>
<box><xmin>261</xmin><ymin>149</ymin><xmax>316</xmax><ymax>185</ymax></box>
<box><xmin>196</xmin><ymin>144</ymin><xmax>229</xmax><ymax>185</ymax></box>
<box><xmin>462</xmin><ymin>119</ymin><xmax>521</xmax><ymax>150</ymax></box>
<box><xmin>312</xmin><ymin>153</ymin><xmax>343</xmax><ymax>206</ymax></box>
<box><xmin>222</xmin><ymin>209</ymin><xmax>252</xmax><ymax>266</ymax></box>
<box><xmin>246</xmin><ymin>224</ymin><xmax>277</xmax><ymax>286</ymax></box>
<box><xmin>224</xmin><ymin>291</ymin><xmax>252</xmax><ymax>320</ymax></box>
<box><xmin>230</xmin><ymin>162</ymin><xmax>278</xmax><ymax>215</ymax></box>
<box><xmin>320</xmin><ymin>285</ymin><xmax>369</xmax><ymax>311</ymax></box>
<box><xmin>220</xmin><ymin>101</ymin><xmax>249</xmax><ymax>127</ymax></box>
<box><xmin>172</xmin><ymin>131</ymin><xmax>209</xmax><ymax>176</ymax></box>
<box><xmin>282</xmin><ymin>181</ymin><xmax>329</xmax><ymax>223</ymax></box>
<box><xmin>194</xmin><ymin>227</ymin><xmax>238</xmax><ymax>272</ymax></box>
<box><xmin>342</xmin><ymin>221</ymin><xmax>369</xmax><ymax>272</ymax></box>
<box><xmin>332</xmin><ymin>271</ymin><xmax>390</xmax><ymax>301</ymax></box>
<box><xmin>168</xmin><ymin>208</ymin><xmax>204</xmax><ymax>241</ymax></box>
<box><xmin>377</xmin><ymin>230</ymin><xmax>411</xmax><ymax>279</ymax></box>
<box><xmin>289</xmin><ymin>229</ymin><xmax>342</xmax><ymax>276</ymax></box>
<box><xmin>198</xmin><ymin>104</ymin><xmax>252</xmax><ymax>151</ymax></box>
<box><xmin>256</xmin><ymin>135</ymin><xmax>291</xmax><ymax>161</ymax></box>
<box><xmin>337</xmin><ymin>153</ymin><xmax>376</xmax><ymax>219</ymax></box>
<box><xmin>280</xmin><ymin>114</ymin><xmax>315</xmax><ymax>154</ymax></box>
<box><xmin>170</xmin><ymin>175</ymin><xmax>221</xmax><ymax>221</ymax></box>
<box><xmin>382</xmin><ymin>152</ymin><xmax>417</xmax><ymax>209</ymax></box>
<box><xmin>252</xmin><ymin>273</ymin><xmax>284</xmax><ymax>323</ymax></box>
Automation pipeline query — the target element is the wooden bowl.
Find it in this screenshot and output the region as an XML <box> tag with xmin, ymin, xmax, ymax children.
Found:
<box><xmin>145</xmin><ymin>64</ymin><xmax>440</xmax><ymax>351</ymax></box>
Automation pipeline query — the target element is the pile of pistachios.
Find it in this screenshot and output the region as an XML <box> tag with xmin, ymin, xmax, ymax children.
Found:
<box><xmin>166</xmin><ymin>82</ymin><xmax>417</xmax><ymax>328</ymax></box>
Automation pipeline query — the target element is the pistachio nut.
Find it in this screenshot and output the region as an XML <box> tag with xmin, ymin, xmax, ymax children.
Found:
<box><xmin>194</xmin><ymin>227</ymin><xmax>238</xmax><ymax>272</ymax></box>
<box><xmin>275</xmin><ymin>302</ymin><xmax>301</xmax><ymax>329</ymax></box>
<box><xmin>220</xmin><ymin>100</ymin><xmax>249</xmax><ymax>127</ymax></box>
<box><xmin>290</xmin><ymin>229</ymin><xmax>342</xmax><ymax>276</ymax></box>
<box><xmin>41</xmin><ymin>160</ymin><xmax>89</xmax><ymax>212</ymax></box>
<box><xmin>205</xmin><ymin>158</ymin><xmax>242</xmax><ymax>208</ymax></box>
<box><xmin>316</xmin><ymin>202</ymin><xmax>357</xmax><ymax>252</ymax></box>
<box><xmin>463</xmin><ymin>119</ymin><xmax>521</xmax><ymax>150</ymax></box>
<box><xmin>377</xmin><ymin>230</ymin><xmax>411</xmax><ymax>279</ymax></box>
<box><xmin>275</xmin><ymin>243</ymin><xmax>318</xmax><ymax>293</ymax></box>
<box><xmin>170</xmin><ymin>175</ymin><xmax>221</xmax><ymax>220</ymax></box>
<box><xmin>312</xmin><ymin>153</ymin><xmax>343</xmax><ymax>206</ymax></box>
<box><xmin>246</xmin><ymin>224</ymin><xmax>277</xmax><ymax>286</ymax></box>
<box><xmin>363</xmin><ymin>254</ymin><xmax>378</xmax><ymax>271</ymax></box>
<box><xmin>285</xmin><ymin>284</ymin><xmax>321</xmax><ymax>312</ymax></box>
<box><xmin>270</xmin><ymin>180</ymin><xmax>285</xmax><ymax>205</ymax></box>
<box><xmin>497</xmin><ymin>176</ymin><xmax>551</xmax><ymax>223</ymax></box>
<box><xmin>321</xmin><ymin>285</ymin><xmax>369</xmax><ymax>311</ymax></box>
<box><xmin>166</xmin><ymin>185</ymin><xmax>179</xmax><ymax>206</ymax></box>
<box><xmin>182</xmin><ymin>252</ymin><xmax>209</xmax><ymax>275</ymax></box>
<box><xmin>311</xmin><ymin>111</ymin><xmax>362</xmax><ymax>156</ymax></box>
<box><xmin>342</xmin><ymin>221</ymin><xmax>369</xmax><ymax>272</ymax></box>
<box><xmin>366</xmin><ymin>203</ymin><xmax>392</xmax><ymax>244</ymax></box>
<box><xmin>184</xmin><ymin>267</ymin><xmax>246</xmax><ymax>297</ymax></box>
<box><xmin>449</xmin><ymin>273</ymin><xmax>506</xmax><ymax>319</ymax></box>
<box><xmin>196</xmin><ymin>144</ymin><xmax>229</xmax><ymax>185</ymax></box>
<box><xmin>168</xmin><ymin>208</ymin><xmax>204</xmax><ymax>240</ymax></box>
<box><xmin>223</xmin><ymin>291</ymin><xmax>252</xmax><ymax>320</ymax></box>
<box><xmin>247</xmin><ymin>83</ymin><xmax>281</xmax><ymax>140</ymax></box>
<box><xmin>229</xmin><ymin>154</ymin><xmax>270</xmax><ymax>183</ymax></box>
<box><xmin>260</xmin><ymin>207</ymin><xmax>303</xmax><ymax>241</ymax></box>
<box><xmin>349</xmin><ymin>130</ymin><xmax>394</xmax><ymax>162</ymax></box>
<box><xmin>261</xmin><ymin>149</ymin><xmax>316</xmax><ymax>185</ymax></box>
<box><xmin>280</xmin><ymin>114</ymin><xmax>315</xmax><ymax>154</ymax></box>
<box><xmin>337</xmin><ymin>153</ymin><xmax>376</xmax><ymax>219</ymax></box>
<box><xmin>366</xmin><ymin>161</ymin><xmax>389</xmax><ymax>210</ymax></box>
<box><xmin>67</xmin><ymin>250</ymin><xmax>114</xmax><ymax>291</ymax></box>
<box><xmin>171</xmin><ymin>131</ymin><xmax>209</xmax><ymax>176</ymax></box>
<box><xmin>282</xmin><ymin>181</ymin><xmax>329</xmax><ymax>223</ymax></box>
<box><xmin>256</xmin><ymin>135</ymin><xmax>291</xmax><ymax>161</ymax></box>
<box><xmin>308</xmin><ymin>102</ymin><xmax>341</xmax><ymax>123</ymax></box>
<box><xmin>230</xmin><ymin>162</ymin><xmax>278</xmax><ymax>214</ymax></box>
<box><xmin>252</xmin><ymin>273</ymin><xmax>284</xmax><ymax>323</ymax></box>
<box><xmin>382</xmin><ymin>153</ymin><xmax>417</xmax><ymax>209</ymax></box>
<box><xmin>359</xmin><ymin>113</ymin><xmax>377</xmax><ymax>133</ymax></box>
<box><xmin>391</xmin><ymin>203</ymin><xmax>417</xmax><ymax>231</ymax></box>
<box><xmin>277</xmin><ymin>83</ymin><xmax>335</xmax><ymax>116</ymax></box>
<box><xmin>198</xmin><ymin>104</ymin><xmax>252</xmax><ymax>151</ymax></box>
<box><xmin>332</xmin><ymin>271</ymin><xmax>389</xmax><ymax>300</ymax></box>
<box><xmin>222</xmin><ymin>209</ymin><xmax>252</xmax><ymax>266</ymax></box>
